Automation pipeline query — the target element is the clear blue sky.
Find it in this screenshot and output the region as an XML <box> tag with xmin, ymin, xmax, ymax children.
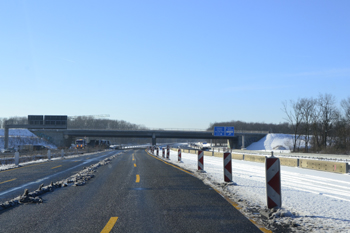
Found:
<box><xmin>1</xmin><ymin>0</ymin><xmax>349</xmax><ymax>129</ymax></box>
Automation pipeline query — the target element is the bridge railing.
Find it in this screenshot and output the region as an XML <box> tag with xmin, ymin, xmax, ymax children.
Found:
<box><xmin>66</xmin><ymin>128</ymin><xmax>269</xmax><ymax>134</ymax></box>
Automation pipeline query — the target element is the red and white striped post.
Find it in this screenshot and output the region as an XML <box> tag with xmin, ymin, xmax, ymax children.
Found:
<box><xmin>265</xmin><ymin>153</ymin><xmax>282</xmax><ymax>209</ymax></box>
<box><xmin>157</xmin><ymin>147</ymin><xmax>159</xmax><ymax>156</ymax></box>
<box><xmin>162</xmin><ymin>148</ymin><xmax>165</xmax><ymax>157</ymax></box>
<box><xmin>198</xmin><ymin>150</ymin><xmax>204</xmax><ymax>170</ymax></box>
<box><xmin>223</xmin><ymin>152</ymin><xmax>232</xmax><ymax>182</ymax></box>
<box><xmin>178</xmin><ymin>149</ymin><xmax>181</xmax><ymax>162</ymax></box>
<box><xmin>166</xmin><ymin>147</ymin><xmax>170</xmax><ymax>159</ymax></box>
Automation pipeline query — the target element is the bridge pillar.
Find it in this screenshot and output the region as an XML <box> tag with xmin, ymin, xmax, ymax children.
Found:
<box><xmin>4</xmin><ymin>125</ymin><xmax>9</xmax><ymax>149</ymax></box>
<box><xmin>241</xmin><ymin>135</ymin><xmax>245</xmax><ymax>149</ymax></box>
<box><xmin>227</xmin><ymin>138</ymin><xmax>238</xmax><ymax>149</ymax></box>
<box><xmin>152</xmin><ymin>133</ymin><xmax>156</xmax><ymax>146</ymax></box>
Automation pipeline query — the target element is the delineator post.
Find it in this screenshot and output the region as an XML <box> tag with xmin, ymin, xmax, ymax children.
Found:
<box><xmin>265</xmin><ymin>154</ymin><xmax>282</xmax><ymax>209</ymax></box>
<box><xmin>223</xmin><ymin>152</ymin><xmax>232</xmax><ymax>182</ymax></box>
<box><xmin>198</xmin><ymin>150</ymin><xmax>204</xmax><ymax>170</ymax></box>
<box><xmin>15</xmin><ymin>152</ymin><xmax>19</xmax><ymax>166</ymax></box>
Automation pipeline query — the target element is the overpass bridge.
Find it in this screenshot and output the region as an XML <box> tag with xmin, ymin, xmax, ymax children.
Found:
<box><xmin>4</xmin><ymin>125</ymin><xmax>268</xmax><ymax>149</ymax></box>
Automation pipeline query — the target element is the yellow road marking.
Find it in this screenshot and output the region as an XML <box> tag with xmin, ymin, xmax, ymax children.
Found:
<box><xmin>0</xmin><ymin>178</ymin><xmax>17</xmax><ymax>185</ymax></box>
<box><xmin>51</xmin><ymin>165</ymin><xmax>62</xmax><ymax>169</ymax></box>
<box><xmin>147</xmin><ymin>151</ymin><xmax>193</xmax><ymax>176</ymax></box>
<box><xmin>145</xmin><ymin>149</ymin><xmax>272</xmax><ymax>233</ymax></box>
<box><xmin>134</xmin><ymin>163</ymin><xmax>137</xmax><ymax>167</ymax></box>
<box><xmin>86</xmin><ymin>158</ymin><xmax>90</xmax><ymax>160</ymax></box>
<box><xmin>136</xmin><ymin>174</ymin><xmax>140</xmax><ymax>183</ymax></box>
<box><xmin>100</xmin><ymin>217</ymin><xmax>118</xmax><ymax>233</ymax></box>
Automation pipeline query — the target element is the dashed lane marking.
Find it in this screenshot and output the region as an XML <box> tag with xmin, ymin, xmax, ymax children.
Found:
<box><xmin>100</xmin><ymin>217</ymin><xmax>118</xmax><ymax>233</ymax></box>
<box><xmin>51</xmin><ymin>165</ymin><xmax>62</xmax><ymax>169</ymax></box>
<box><xmin>0</xmin><ymin>178</ymin><xmax>17</xmax><ymax>185</ymax></box>
<box><xmin>134</xmin><ymin>163</ymin><xmax>137</xmax><ymax>167</ymax></box>
<box><xmin>136</xmin><ymin>174</ymin><xmax>140</xmax><ymax>183</ymax></box>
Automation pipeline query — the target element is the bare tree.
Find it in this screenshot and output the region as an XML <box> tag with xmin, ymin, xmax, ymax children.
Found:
<box><xmin>341</xmin><ymin>97</ymin><xmax>350</xmax><ymax>122</ymax></box>
<box><xmin>282</xmin><ymin>99</ymin><xmax>303</xmax><ymax>152</ymax></box>
<box><xmin>317</xmin><ymin>93</ymin><xmax>339</xmax><ymax>149</ymax></box>
<box><xmin>2</xmin><ymin>117</ymin><xmax>28</xmax><ymax>126</ymax></box>
<box><xmin>299</xmin><ymin>97</ymin><xmax>316</xmax><ymax>152</ymax></box>
<box><xmin>339</xmin><ymin>97</ymin><xmax>350</xmax><ymax>151</ymax></box>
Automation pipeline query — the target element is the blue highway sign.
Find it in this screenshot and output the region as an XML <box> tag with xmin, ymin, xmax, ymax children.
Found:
<box><xmin>213</xmin><ymin>126</ymin><xmax>235</xmax><ymax>137</ymax></box>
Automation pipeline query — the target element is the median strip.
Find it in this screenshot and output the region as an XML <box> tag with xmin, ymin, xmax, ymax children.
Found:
<box><xmin>0</xmin><ymin>178</ymin><xmax>17</xmax><ymax>185</ymax></box>
<box><xmin>0</xmin><ymin>153</ymin><xmax>120</xmax><ymax>211</ymax></box>
<box><xmin>100</xmin><ymin>217</ymin><xmax>118</xmax><ymax>233</ymax></box>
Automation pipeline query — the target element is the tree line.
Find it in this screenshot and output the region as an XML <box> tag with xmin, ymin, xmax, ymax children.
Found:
<box><xmin>207</xmin><ymin>121</ymin><xmax>292</xmax><ymax>134</ymax></box>
<box><xmin>283</xmin><ymin>93</ymin><xmax>350</xmax><ymax>153</ymax></box>
<box><xmin>208</xmin><ymin>93</ymin><xmax>350</xmax><ymax>154</ymax></box>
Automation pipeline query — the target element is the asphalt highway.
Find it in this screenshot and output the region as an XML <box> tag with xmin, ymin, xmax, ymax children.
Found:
<box><xmin>0</xmin><ymin>150</ymin><xmax>118</xmax><ymax>203</ymax></box>
<box><xmin>0</xmin><ymin>149</ymin><xmax>262</xmax><ymax>233</ymax></box>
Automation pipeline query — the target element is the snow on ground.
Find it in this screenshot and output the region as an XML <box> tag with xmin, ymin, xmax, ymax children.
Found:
<box><xmin>247</xmin><ymin>133</ymin><xmax>298</xmax><ymax>151</ymax></box>
<box><xmin>159</xmin><ymin>149</ymin><xmax>350</xmax><ymax>232</ymax></box>
<box><xmin>0</xmin><ymin>129</ymin><xmax>37</xmax><ymax>137</ymax></box>
<box><xmin>0</xmin><ymin>129</ymin><xmax>56</xmax><ymax>149</ymax></box>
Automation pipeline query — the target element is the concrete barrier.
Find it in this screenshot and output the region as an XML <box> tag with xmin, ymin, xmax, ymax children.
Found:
<box><xmin>299</xmin><ymin>159</ymin><xmax>348</xmax><ymax>174</ymax></box>
<box><xmin>232</xmin><ymin>154</ymin><xmax>244</xmax><ymax>160</ymax></box>
<box><xmin>170</xmin><ymin>148</ymin><xmax>348</xmax><ymax>174</ymax></box>
<box><xmin>203</xmin><ymin>151</ymin><xmax>212</xmax><ymax>156</ymax></box>
<box><xmin>244</xmin><ymin>154</ymin><xmax>265</xmax><ymax>163</ymax></box>
<box><xmin>279</xmin><ymin>157</ymin><xmax>299</xmax><ymax>167</ymax></box>
<box><xmin>213</xmin><ymin>152</ymin><xmax>223</xmax><ymax>158</ymax></box>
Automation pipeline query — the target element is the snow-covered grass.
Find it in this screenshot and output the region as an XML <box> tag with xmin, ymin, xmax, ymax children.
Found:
<box><xmin>155</xmin><ymin>149</ymin><xmax>350</xmax><ymax>232</ymax></box>
<box><xmin>247</xmin><ymin>133</ymin><xmax>295</xmax><ymax>151</ymax></box>
<box><xmin>0</xmin><ymin>129</ymin><xmax>57</xmax><ymax>149</ymax></box>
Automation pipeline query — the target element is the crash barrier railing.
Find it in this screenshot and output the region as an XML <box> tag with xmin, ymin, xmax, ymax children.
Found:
<box><xmin>171</xmin><ymin>148</ymin><xmax>349</xmax><ymax>174</ymax></box>
<box><xmin>0</xmin><ymin>147</ymin><xmax>105</xmax><ymax>166</ymax></box>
